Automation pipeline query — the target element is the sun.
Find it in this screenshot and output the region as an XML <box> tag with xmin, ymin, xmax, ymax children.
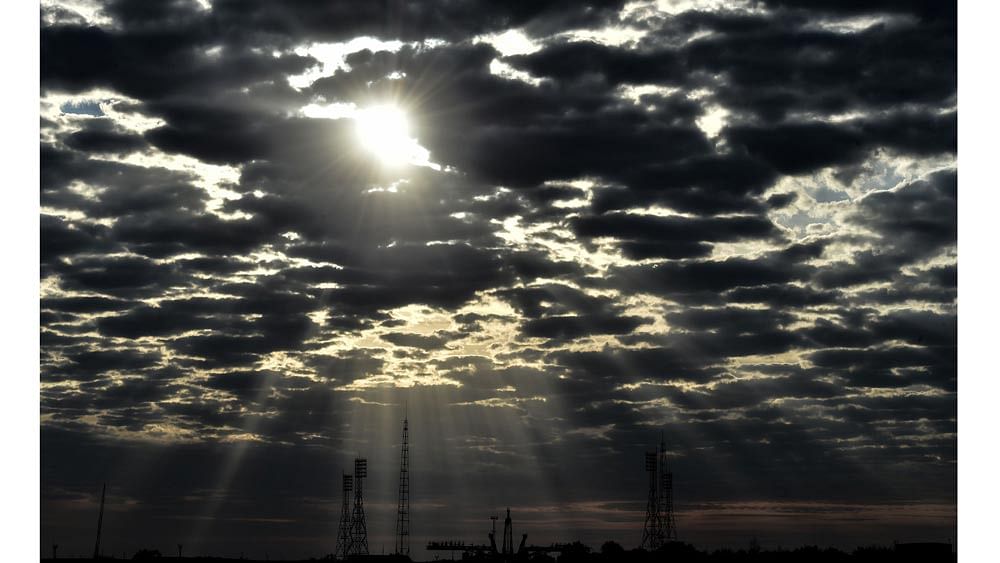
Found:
<box><xmin>354</xmin><ymin>105</ymin><xmax>424</xmax><ymax>167</ymax></box>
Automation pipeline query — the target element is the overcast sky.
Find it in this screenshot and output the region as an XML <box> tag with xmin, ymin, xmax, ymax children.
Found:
<box><xmin>39</xmin><ymin>0</ymin><xmax>956</xmax><ymax>559</ymax></box>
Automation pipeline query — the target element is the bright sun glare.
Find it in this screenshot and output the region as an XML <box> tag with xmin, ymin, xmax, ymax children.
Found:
<box><xmin>354</xmin><ymin>105</ymin><xmax>423</xmax><ymax>167</ymax></box>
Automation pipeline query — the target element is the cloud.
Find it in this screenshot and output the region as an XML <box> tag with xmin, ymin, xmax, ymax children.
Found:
<box><xmin>382</xmin><ymin>332</ymin><xmax>448</xmax><ymax>350</ymax></box>
<box><xmin>62</xmin><ymin>118</ymin><xmax>148</xmax><ymax>154</ymax></box>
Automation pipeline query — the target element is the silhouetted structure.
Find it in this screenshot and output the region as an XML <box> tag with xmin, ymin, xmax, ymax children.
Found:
<box><xmin>641</xmin><ymin>435</ymin><xmax>678</xmax><ymax>549</ymax></box>
<box><xmin>641</xmin><ymin>452</ymin><xmax>660</xmax><ymax>550</ymax></box>
<box><xmin>93</xmin><ymin>482</ymin><xmax>106</xmax><ymax>559</ymax></box>
<box><xmin>348</xmin><ymin>458</ymin><xmax>369</xmax><ymax>556</ymax></box>
<box><xmin>52</xmin><ymin>544</ymin><xmax>58</xmax><ymax>559</ymax></box>
<box><xmin>337</xmin><ymin>473</ymin><xmax>354</xmax><ymax>559</ymax></box>
<box><xmin>502</xmin><ymin>508</ymin><xmax>514</xmax><ymax>557</ymax></box>
<box><xmin>395</xmin><ymin>416</ymin><xmax>410</xmax><ymax>556</ymax></box>
<box><xmin>131</xmin><ymin>548</ymin><xmax>162</xmax><ymax>560</ymax></box>
<box><xmin>658</xmin><ymin>435</ymin><xmax>677</xmax><ymax>542</ymax></box>
<box><xmin>178</xmin><ymin>543</ymin><xmax>183</xmax><ymax>558</ymax></box>
<box><xmin>490</xmin><ymin>515</ymin><xmax>499</xmax><ymax>553</ymax></box>
<box><xmin>429</xmin><ymin>509</ymin><xmax>569</xmax><ymax>561</ymax></box>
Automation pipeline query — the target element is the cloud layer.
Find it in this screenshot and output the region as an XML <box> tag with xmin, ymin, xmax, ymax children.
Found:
<box><xmin>40</xmin><ymin>0</ymin><xmax>956</xmax><ymax>558</ymax></box>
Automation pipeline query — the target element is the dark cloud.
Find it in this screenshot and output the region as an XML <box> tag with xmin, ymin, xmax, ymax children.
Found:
<box><xmin>572</xmin><ymin>213</ymin><xmax>781</xmax><ymax>259</ymax></box>
<box><xmin>756</xmin><ymin>0</ymin><xmax>955</xmax><ymax>22</ymax></box>
<box><xmin>284</xmin><ymin>243</ymin><xmax>518</xmax><ymax>323</ymax></box>
<box><xmin>590</xmin><ymin>153</ymin><xmax>780</xmax><ymax>215</ymax></box>
<box><xmin>40</xmin><ymin>214</ymin><xmax>115</xmax><ymax>264</ymax></box>
<box><xmin>41</xmin><ymin>145</ymin><xmax>207</xmax><ymax>218</ymax></box>
<box><xmin>111</xmin><ymin>212</ymin><xmax>273</xmax><ymax>258</ymax></box>
<box><xmin>506</xmin><ymin>41</ymin><xmax>684</xmax><ymax>86</ymax></box>
<box><xmin>765</xmin><ymin>192</ymin><xmax>797</xmax><ymax>209</ymax></box>
<box><xmin>522</xmin><ymin>314</ymin><xmax>647</xmax><ymax>340</ymax></box>
<box><xmin>725</xmin><ymin>284</ymin><xmax>839</xmax><ymax>307</ymax></box>
<box><xmin>448</xmin><ymin>108</ymin><xmax>712</xmax><ymax>189</ymax></box>
<box><xmin>685</xmin><ymin>12</ymin><xmax>955</xmax><ymax>120</ymax></box>
<box><xmin>727</xmin><ymin>122</ymin><xmax>867</xmax><ymax>175</ymax></box>
<box><xmin>62</xmin><ymin>118</ymin><xmax>149</xmax><ymax>154</ymax></box>
<box><xmin>725</xmin><ymin>113</ymin><xmax>955</xmax><ymax>176</ymax></box>
<box><xmin>553</xmin><ymin>347</ymin><xmax>722</xmax><ymax>385</ymax></box>
<box><xmin>849</xmin><ymin>169</ymin><xmax>956</xmax><ymax>252</ymax></box>
<box><xmin>210</xmin><ymin>0</ymin><xmax>628</xmax><ymax>43</ymax></box>
<box><xmin>200</xmin><ymin>369</ymin><xmax>287</xmax><ymax>400</ymax></box>
<box><xmin>870</xmin><ymin>310</ymin><xmax>956</xmax><ymax>348</ymax></box>
<box><xmin>51</xmin><ymin>349</ymin><xmax>163</xmax><ymax>382</ymax></box>
<box><xmin>41</xmin><ymin>21</ymin><xmax>315</xmax><ymax>101</ymax></box>
<box><xmin>52</xmin><ymin>255</ymin><xmax>191</xmax><ymax>298</ymax></box>
<box><xmin>613</xmin><ymin>245</ymin><xmax>817</xmax><ymax>296</ymax></box>
<box><xmin>306</xmin><ymin>351</ymin><xmax>385</xmax><ymax>383</ymax></box>
<box><xmin>97</xmin><ymin>303</ymin><xmax>220</xmax><ymax>338</ymax></box>
<box><xmin>41</xmin><ymin>295</ymin><xmax>134</xmax><ymax>314</ymax></box>
<box><xmin>810</xmin><ymin>345</ymin><xmax>956</xmax><ymax>390</ymax></box>
<box><xmin>171</xmin><ymin>328</ymin><xmax>315</xmax><ymax>368</ymax></box>
<box><xmin>815</xmin><ymin>170</ymin><xmax>956</xmax><ymax>289</ymax></box>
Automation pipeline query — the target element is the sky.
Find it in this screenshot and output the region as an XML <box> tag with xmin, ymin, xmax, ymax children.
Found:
<box><xmin>39</xmin><ymin>0</ymin><xmax>956</xmax><ymax>559</ymax></box>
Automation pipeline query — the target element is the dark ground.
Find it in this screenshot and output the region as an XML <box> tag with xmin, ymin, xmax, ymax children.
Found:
<box><xmin>39</xmin><ymin>541</ymin><xmax>957</xmax><ymax>562</ymax></box>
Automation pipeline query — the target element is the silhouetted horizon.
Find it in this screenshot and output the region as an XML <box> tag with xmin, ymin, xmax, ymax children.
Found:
<box><xmin>38</xmin><ymin>539</ymin><xmax>957</xmax><ymax>562</ymax></box>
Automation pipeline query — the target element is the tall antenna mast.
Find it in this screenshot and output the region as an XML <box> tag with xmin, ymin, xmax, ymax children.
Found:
<box><xmin>659</xmin><ymin>434</ymin><xmax>677</xmax><ymax>541</ymax></box>
<box><xmin>395</xmin><ymin>415</ymin><xmax>410</xmax><ymax>556</ymax></box>
<box><xmin>336</xmin><ymin>473</ymin><xmax>354</xmax><ymax>559</ymax></box>
<box><xmin>348</xmin><ymin>458</ymin><xmax>369</xmax><ymax>556</ymax></box>
<box><xmin>641</xmin><ymin>451</ymin><xmax>661</xmax><ymax>550</ymax></box>
<box><xmin>93</xmin><ymin>482</ymin><xmax>106</xmax><ymax>560</ymax></box>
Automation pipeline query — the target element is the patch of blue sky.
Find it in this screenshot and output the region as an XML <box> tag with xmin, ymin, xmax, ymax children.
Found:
<box><xmin>59</xmin><ymin>99</ymin><xmax>104</xmax><ymax>116</ymax></box>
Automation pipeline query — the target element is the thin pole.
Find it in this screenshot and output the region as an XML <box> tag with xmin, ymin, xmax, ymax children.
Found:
<box><xmin>92</xmin><ymin>483</ymin><xmax>106</xmax><ymax>559</ymax></box>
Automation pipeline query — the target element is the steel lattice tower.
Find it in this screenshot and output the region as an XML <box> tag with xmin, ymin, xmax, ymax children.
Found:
<box><xmin>395</xmin><ymin>417</ymin><xmax>410</xmax><ymax>556</ymax></box>
<box><xmin>348</xmin><ymin>458</ymin><xmax>369</xmax><ymax>556</ymax></box>
<box><xmin>658</xmin><ymin>437</ymin><xmax>677</xmax><ymax>541</ymax></box>
<box><xmin>640</xmin><ymin>453</ymin><xmax>662</xmax><ymax>549</ymax></box>
<box><xmin>336</xmin><ymin>473</ymin><xmax>354</xmax><ymax>559</ymax></box>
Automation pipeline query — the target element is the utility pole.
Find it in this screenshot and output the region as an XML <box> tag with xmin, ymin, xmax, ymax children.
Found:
<box><xmin>93</xmin><ymin>483</ymin><xmax>106</xmax><ymax>560</ymax></box>
<box><xmin>395</xmin><ymin>416</ymin><xmax>410</xmax><ymax>556</ymax></box>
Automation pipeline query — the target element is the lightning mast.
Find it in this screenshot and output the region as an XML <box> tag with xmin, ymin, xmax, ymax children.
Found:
<box><xmin>348</xmin><ymin>458</ymin><xmax>369</xmax><ymax>556</ymax></box>
<box><xmin>92</xmin><ymin>483</ymin><xmax>106</xmax><ymax>560</ymax></box>
<box><xmin>641</xmin><ymin>452</ymin><xmax>662</xmax><ymax>549</ymax></box>
<box><xmin>395</xmin><ymin>416</ymin><xmax>410</xmax><ymax>556</ymax></box>
<box><xmin>658</xmin><ymin>435</ymin><xmax>677</xmax><ymax>541</ymax></box>
<box><xmin>337</xmin><ymin>473</ymin><xmax>354</xmax><ymax>559</ymax></box>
